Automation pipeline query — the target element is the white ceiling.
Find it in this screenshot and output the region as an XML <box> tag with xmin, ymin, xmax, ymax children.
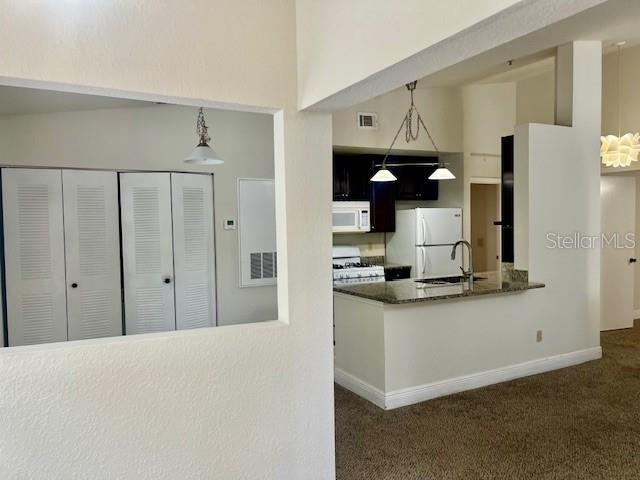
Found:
<box><xmin>0</xmin><ymin>86</ymin><xmax>154</xmax><ymax>116</ymax></box>
<box><xmin>313</xmin><ymin>0</ymin><xmax>640</xmax><ymax>111</ymax></box>
<box><xmin>416</xmin><ymin>0</ymin><xmax>640</xmax><ymax>88</ymax></box>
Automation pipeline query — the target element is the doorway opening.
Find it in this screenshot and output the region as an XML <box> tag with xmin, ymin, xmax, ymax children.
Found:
<box><xmin>600</xmin><ymin>173</ymin><xmax>638</xmax><ymax>331</ymax></box>
<box><xmin>470</xmin><ymin>181</ymin><xmax>501</xmax><ymax>273</ymax></box>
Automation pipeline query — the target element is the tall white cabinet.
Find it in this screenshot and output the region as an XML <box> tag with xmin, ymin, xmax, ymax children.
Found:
<box><xmin>1</xmin><ymin>168</ymin><xmax>217</xmax><ymax>346</ymax></box>
<box><xmin>120</xmin><ymin>173</ymin><xmax>176</xmax><ymax>334</ymax></box>
<box><xmin>2</xmin><ymin>168</ymin><xmax>122</xmax><ymax>346</ymax></box>
<box><xmin>2</xmin><ymin>169</ymin><xmax>69</xmax><ymax>346</ymax></box>
<box><xmin>120</xmin><ymin>172</ymin><xmax>216</xmax><ymax>334</ymax></box>
<box><xmin>171</xmin><ymin>173</ymin><xmax>217</xmax><ymax>331</ymax></box>
<box><xmin>62</xmin><ymin>170</ymin><xmax>122</xmax><ymax>341</ymax></box>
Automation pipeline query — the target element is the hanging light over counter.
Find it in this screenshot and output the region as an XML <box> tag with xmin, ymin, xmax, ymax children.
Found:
<box><xmin>428</xmin><ymin>166</ymin><xmax>456</xmax><ymax>180</ymax></box>
<box><xmin>601</xmin><ymin>42</ymin><xmax>640</xmax><ymax>168</ymax></box>
<box><xmin>185</xmin><ymin>107</ymin><xmax>224</xmax><ymax>165</ymax></box>
<box><xmin>371</xmin><ymin>81</ymin><xmax>454</xmax><ymax>182</ymax></box>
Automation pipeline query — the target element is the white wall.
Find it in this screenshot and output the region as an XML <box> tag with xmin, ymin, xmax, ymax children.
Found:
<box><xmin>515</xmin><ymin>41</ymin><xmax>601</xmax><ymax>347</ymax></box>
<box><xmin>0</xmin><ymin>105</ymin><xmax>277</xmax><ymax>326</ymax></box>
<box><xmin>0</xmin><ymin>1</ymin><xmax>335</xmax><ymax>479</ymax></box>
<box><xmin>332</xmin><ymin>87</ymin><xmax>463</xmax><ymax>153</ymax></box>
<box><xmin>600</xmin><ymin>44</ymin><xmax>640</xmax><ymax>312</ymax></box>
<box><xmin>516</xmin><ymin>70</ymin><xmax>556</xmax><ymax>126</ymax></box>
<box><xmin>462</xmin><ymin>83</ymin><xmax>516</xmax><ymax>245</ymax></box>
<box><xmin>295</xmin><ymin>0</ymin><xmax>522</xmax><ymax>108</ymax></box>
<box><xmin>602</xmin><ymin>44</ymin><xmax>640</xmax><ymax>137</ymax></box>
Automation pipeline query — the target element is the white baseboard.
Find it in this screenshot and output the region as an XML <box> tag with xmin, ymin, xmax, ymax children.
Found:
<box><xmin>334</xmin><ymin>368</ymin><xmax>386</xmax><ymax>409</ymax></box>
<box><xmin>634</xmin><ymin>309</ymin><xmax>640</xmax><ymax>320</ymax></box>
<box><xmin>336</xmin><ymin>346</ymin><xmax>602</xmax><ymax>410</ymax></box>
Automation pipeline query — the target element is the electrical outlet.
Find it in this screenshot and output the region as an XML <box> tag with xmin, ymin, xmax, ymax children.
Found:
<box><xmin>536</xmin><ymin>330</ymin><xmax>543</xmax><ymax>343</ymax></box>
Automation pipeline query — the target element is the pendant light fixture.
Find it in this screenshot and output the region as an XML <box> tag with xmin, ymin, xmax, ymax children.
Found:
<box><xmin>185</xmin><ymin>107</ymin><xmax>224</xmax><ymax>165</ymax></box>
<box><xmin>601</xmin><ymin>42</ymin><xmax>640</xmax><ymax>168</ymax></box>
<box><xmin>371</xmin><ymin>81</ymin><xmax>455</xmax><ymax>182</ymax></box>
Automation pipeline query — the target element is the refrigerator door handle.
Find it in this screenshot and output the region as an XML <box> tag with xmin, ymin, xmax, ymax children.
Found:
<box><xmin>421</xmin><ymin>218</ymin><xmax>427</xmax><ymax>245</ymax></box>
<box><xmin>422</xmin><ymin>248</ymin><xmax>427</xmax><ymax>276</ymax></box>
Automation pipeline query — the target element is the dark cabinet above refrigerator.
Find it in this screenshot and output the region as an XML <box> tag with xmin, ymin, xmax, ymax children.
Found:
<box><xmin>386</xmin><ymin>155</ymin><xmax>439</xmax><ymax>201</ymax></box>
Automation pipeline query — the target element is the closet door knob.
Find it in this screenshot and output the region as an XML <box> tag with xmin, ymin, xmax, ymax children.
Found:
<box><xmin>71</xmin><ymin>283</ymin><xmax>78</xmax><ymax>289</ymax></box>
<box><xmin>164</xmin><ymin>278</ymin><xmax>171</xmax><ymax>284</ymax></box>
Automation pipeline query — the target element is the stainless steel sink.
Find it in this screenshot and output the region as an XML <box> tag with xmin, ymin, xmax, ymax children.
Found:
<box><xmin>415</xmin><ymin>275</ymin><xmax>487</xmax><ymax>286</ymax></box>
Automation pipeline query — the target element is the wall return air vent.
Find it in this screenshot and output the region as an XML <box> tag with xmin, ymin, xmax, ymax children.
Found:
<box><xmin>357</xmin><ymin>112</ymin><xmax>378</xmax><ymax>130</ymax></box>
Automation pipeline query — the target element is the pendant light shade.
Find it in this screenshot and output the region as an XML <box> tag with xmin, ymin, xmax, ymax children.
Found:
<box><xmin>185</xmin><ymin>107</ymin><xmax>224</xmax><ymax>165</ymax></box>
<box><xmin>600</xmin><ymin>42</ymin><xmax>639</xmax><ymax>168</ymax></box>
<box><xmin>428</xmin><ymin>166</ymin><xmax>456</xmax><ymax>180</ymax></box>
<box><xmin>370</xmin><ymin>168</ymin><xmax>397</xmax><ymax>182</ymax></box>
<box><xmin>185</xmin><ymin>143</ymin><xmax>224</xmax><ymax>165</ymax></box>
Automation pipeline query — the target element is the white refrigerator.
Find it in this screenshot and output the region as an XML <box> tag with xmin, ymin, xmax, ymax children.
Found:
<box><xmin>386</xmin><ymin>208</ymin><xmax>463</xmax><ymax>278</ymax></box>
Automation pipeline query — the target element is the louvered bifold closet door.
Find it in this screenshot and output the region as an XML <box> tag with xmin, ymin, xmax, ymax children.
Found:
<box><xmin>120</xmin><ymin>173</ymin><xmax>176</xmax><ymax>334</ymax></box>
<box><xmin>63</xmin><ymin>170</ymin><xmax>122</xmax><ymax>341</ymax></box>
<box><xmin>171</xmin><ymin>173</ymin><xmax>217</xmax><ymax>329</ymax></box>
<box><xmin>2</xmin><ymin>168</ymin><xmax>67</xmax><ymax>346</ymax></box>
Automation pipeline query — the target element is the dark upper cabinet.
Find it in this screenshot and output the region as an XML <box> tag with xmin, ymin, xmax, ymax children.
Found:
<box><xmin>389</xmin><ymin>155</ymin><xmax>439</xmax><ymax>200</ymax></box>
<box><xmin>370</xmin><ymin>181</ymin><xmax>396</xmax><ymax>232</ymax></box>
<box><xmin>333</xmin><ymin>153</ymin><xmax>373</xmax><ymax>201</ymax></box>
<box><xmin>332</xmin><ymin>152</ymin><xmax>440</xmax><ymax>233</ymax></box>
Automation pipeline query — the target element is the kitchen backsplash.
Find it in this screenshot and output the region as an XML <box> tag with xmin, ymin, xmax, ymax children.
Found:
<box><xmin>332</xmin><ymin>232</ymin><xmax>385</xmax><ymax>256</ymax></box>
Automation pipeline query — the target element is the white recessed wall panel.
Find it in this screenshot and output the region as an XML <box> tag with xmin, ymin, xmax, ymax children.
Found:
<box><xmin>120</xmin><ymin>173</ymin><xmax>175</xmax><ymax>334</ymax></box>
<box><xmin>238</xmin><ymin>179</ymin><xmax>276</xmax><ymax>287</ymax></box>
<box><xmin>62</xmin><ymin>170</ymin><xmax>122</xmax><ymax>340</ymax></box>
<box><xmin>171</xmin><ymin>173</ymin><xmax>217</xmax><ymax>330</ymax></box>
<box><xmin>2</xmin><ymin>168</ymin><xmax>68</xmax><ymax>346</ymax></box>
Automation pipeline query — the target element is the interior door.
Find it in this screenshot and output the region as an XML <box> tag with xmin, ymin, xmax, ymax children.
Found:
<box><xmin>2</xmin><ymin>168</ymin><xmax>68</xmax><ymax>346</ymax></box>
<box><xmin>601</xmin><ymin>176</ymin><xmax>636</xmax><ymax>331</ymax></box>
<box><xmin>63</xmin><ymin>170</ymin><xmax>122</xmax><ymax>340</ymax></box>
<box><xmin>416</xmin><ymin>208</ymin><xmax>463</xmax><ymax>245</ymax></box>
<box><xmin>120</xmin><ymin>172</ymin><xmax>176</xmax><ymax>334</ymax></box>
<box><xmin>171</xmin><ymin>173</ymin><xmax>217</xmax><ymax>330</ymax></box>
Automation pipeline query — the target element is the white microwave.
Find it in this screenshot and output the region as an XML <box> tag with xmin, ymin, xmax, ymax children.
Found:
<box><xmin>332</xmin><ymin>201</ymin><xmax>370</xmax><ymax>233</ymax></box>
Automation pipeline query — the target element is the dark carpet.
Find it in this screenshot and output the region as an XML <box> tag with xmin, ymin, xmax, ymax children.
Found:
<box><xmin>335</xmin><ymin>322</ymin><xmax>640</xmax><ymax>479</ymax></box>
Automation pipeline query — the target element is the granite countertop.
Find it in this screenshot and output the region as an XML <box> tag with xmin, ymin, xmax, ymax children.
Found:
<box><xmin>382</xmin><ymin>263</ymin><xmax>411</xmax><ymax>270</ymax></box>
<box><xmin>333</xmin><ymin>273</ymin><xmax>544</xmax><ymax>304</ymax></box>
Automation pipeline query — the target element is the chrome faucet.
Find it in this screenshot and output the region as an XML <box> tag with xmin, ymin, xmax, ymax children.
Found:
<box><xmin>451</xmin><ymin>240</ymin><xmax>474</xmax><ymax>289</ymax></box>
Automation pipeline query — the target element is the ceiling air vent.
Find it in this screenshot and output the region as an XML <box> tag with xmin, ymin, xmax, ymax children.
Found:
<box><xmin>357</xmin><ymin>112</ymin><xmax>378</xmax><ymax>130</ymax></box>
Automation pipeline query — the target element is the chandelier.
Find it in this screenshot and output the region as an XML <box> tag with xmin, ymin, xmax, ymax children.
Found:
<box><xmin>600</xmin><ymin>42</ymin><xmax>640</xmax><ymax>168</ymax></box>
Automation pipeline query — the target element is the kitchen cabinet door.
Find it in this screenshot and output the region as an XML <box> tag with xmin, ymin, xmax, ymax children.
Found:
<box><xmin>2</xmin><ymin>168</ymin><xmax>68</xmax><ymax>346</ymax></box>
<box><xmin>120</xmin><ymin>173</ymin><xmax>176</xmax><ymax>334</ymax></box>
<box><xmin>333</xmin><ymin>153</ymin><xmax>373</xmax><ymax>201</ymax></box>
<box><xmin>501</xmin><ymin>135</ymin><xmax>514</xmax><ymax>263</ymax></box>
<box><xmin>63</xmin><ymin>170</ymin><xmax>122</xmax><ymax>341</ymax></box>
<box><xmin>171</xmin><ymin>173</ymin><xmax>217</xmax><ymax>330</ymax></box>
<box><xmin>370</xmin><ymin>181</ymin><xmax>396</xmax><ymax>232</ymax></box>
<box><xmin>394</xmin><ymin>162</ymin><xmax>439</xmax><ymax>200</ymax></box>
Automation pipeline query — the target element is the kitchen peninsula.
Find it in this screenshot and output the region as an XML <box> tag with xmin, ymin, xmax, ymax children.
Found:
<box><xmin>333</xmin><ymin>273</ymin><xmax>546</xmax><ymax>410</ymax></box>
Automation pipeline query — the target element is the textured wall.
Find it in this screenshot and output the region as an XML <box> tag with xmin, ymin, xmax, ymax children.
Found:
<box><xmin>0</xmin><ymin>1</ymin><xmax>335</xmax><ymax>479</ymax></box>
<box><xmin>296</xmin><ymin>0</ymin><xmax>521</xmax><ymax>108</ymax></box>
<box><xmin>332</xmin><ymin>87</ymin><xmax>463</xmax><ymax>153</ymax></box>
